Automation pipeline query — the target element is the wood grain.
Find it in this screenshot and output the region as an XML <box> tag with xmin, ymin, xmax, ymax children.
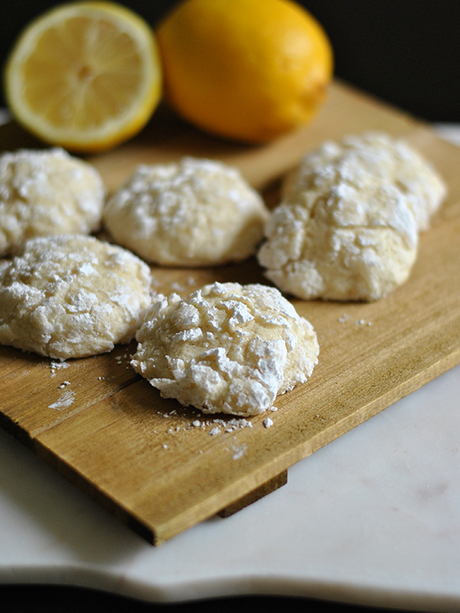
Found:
<box><xmin>1</xmin><ymin>81</ymin><xmax>459</xmax><ymax>545</ymax></box>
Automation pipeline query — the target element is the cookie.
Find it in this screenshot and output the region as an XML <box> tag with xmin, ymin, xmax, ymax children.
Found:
<box><xmin>0</xmin><ymin>234</ymin><xmax>152</xmax><ymax>359</ymax></box>
<box><xmin>103</xmin><ymin>157</ymin><xmax>269</xmax><ymax>266</ymax></box>
<box><xmin>258</xmin><ymin>132</ymin><xmax>447</xmax><ymax>301</ymax></box>
<box><xmin>131</xmin><ymin>281</ymin><xmax>319</xmax><ymax>416</ymax></box>
<box><xmin>0</xmin><ymin>148</ymin><xmax>105</xmax><ymax>256</ymax></box>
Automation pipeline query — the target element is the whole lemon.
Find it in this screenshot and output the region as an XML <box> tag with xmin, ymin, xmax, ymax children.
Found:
<box><xmin>156</xmin><ymin>0</ymin><xmax>333</xmax><ymax>143</ymax></box>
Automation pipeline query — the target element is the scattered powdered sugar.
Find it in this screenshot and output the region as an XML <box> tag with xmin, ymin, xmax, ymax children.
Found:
<box><xmin>171</xmin><ymin>281</ymin><xmax>186</xmax><ymax>292</ymax></box>
<box><xmin>160</xmin><ymin>413</ymin><xmax>255</xmax><ymax>436</ymax></box>
<box><xmin>169</xmin><ymin>277</ymin><xmax>197</xmax><ymax>293</ymax></box>
<box><xmin>152</xmin><ymin>405</ymin><xmax>280</xmax><ymax>459</ymax></box>
<box><xmin>200</xmin><ymin>416</ymin><xmax>254</xmax><ymax>434</ymax></box>
<box><xmin>224</xmin><ymin>418</ymin><xmax>253</xmax><ymax>432</ymax></box>
<box><xmin>115</xmin><ymin>353</ymin><xmax>131</xmax><ymax>368</ymax></box>
<box><xmin>231</xmin><ymin>442</ymin><xmax>248</xmax><ymax>460</ymax></box>
<box><xmin>49</xmin><ymin>360</ymin><xmax>71</xmax><ymax>377</ymax></box>
<box><xmin>338</xmin><ymin>313</ymin><xmax>372</xmax><ymax>326</ymax></box>
<box><xmin>48</xmin><ymin>389</ymin><xmax>75</xmax><ymax>410</ymax></box>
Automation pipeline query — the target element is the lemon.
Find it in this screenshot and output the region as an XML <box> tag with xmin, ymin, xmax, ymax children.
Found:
<box><xmin>4</xmin><ymin>1</ymin><xmax>162</xmax><ymax>153</ymax></box>
<box><xmin>156</xmin><ymin>0</ymin><xmax>333</xmax><ymax>143</ymax></box>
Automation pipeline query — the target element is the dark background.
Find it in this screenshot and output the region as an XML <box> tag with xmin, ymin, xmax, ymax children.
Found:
<box><xmin>1</xmin><ymin>0</ymin><xmax>460</xmax><ymax>122</ymax></box>
<box><xmin>0</xmin><ymin>2</ymin><xmax>458</xmax><ymax>612</ymax></box>
<box><xmin>0</xmin><ymin>586</ymin><xmax>435</xmax><ymax>613</ymax></box>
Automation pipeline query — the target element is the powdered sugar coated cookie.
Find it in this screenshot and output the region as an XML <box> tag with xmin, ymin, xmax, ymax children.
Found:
<box><xmin>131</xmin><ymin>281</ymin><xmax>319</xmax><ymax>416</ymax></box>
<box><xmin>0</xmin><ymin>148</ymin><xmax>105</xmax><ymax>256</ymax></box>
<box><xmin>103</xmin><ymin>157</ymin><xmax>269</xmax><ymax>266</ymax></box>
<box><xmin>0</xmin><ymin>234</ymin><xmax>152</xmax><ymax>359</ymax></box>
<box><xmin>258</xmin><ymin>132</ymin><xmax>446</xmax><ymax>302</ymax></box>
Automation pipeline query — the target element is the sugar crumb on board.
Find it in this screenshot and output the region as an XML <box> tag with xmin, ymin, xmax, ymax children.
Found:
<box><xmin>155</xmin><ymin>409</ymin><xmax>278</xmax><ymax>453</ymax></box>
<box><xmin>169</xmin><ymin>276</ymin><xmax>197</xmax><ymax>294</ymax></box>
<box><xmin>158</xmin><ymin>411</ymin><xmax>272</xmax><ymax>460</ymax></box>
<box><xmin>48</xmin><ymin>360</ymin><xmax>71</xmax><ymax>377</ymax></box>
<box><xmin>231</xmin><ymin>441</ymin><xmax>248</xmax><ymax>460</ymax></box>
<box><xmin>338</xmin><ymin>313</ymin><xmax>372</xmax><ymax>326</ymax></box>
<box><xmin>48</xmin><ymin>389</ymin><xmax>75</xmax><ymax>410</ymax></box>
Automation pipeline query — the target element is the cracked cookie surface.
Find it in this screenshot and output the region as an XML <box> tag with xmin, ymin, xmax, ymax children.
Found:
<box><xmin>258</xmin><ymin>132</ymin><xmax>446</xmax><ymax>301</ymax></box>
<box><xmin>103</xmin><ymin>157</ymin><xmax>269</xmax><ymax>266</ymax></box>
<box><xmin>0</xmin><ymin>148</ymin><xmax>105</xmax><ymax>256</ymax></box>
<box><xmin>0</xmin><ymin>234</ymin><xmax>152</xmax><ymax>359</ymax></box>
<box><xmin>131</xmin><ymin>281</ymin><xmax>319</xmax><ymax>416</ymax></box>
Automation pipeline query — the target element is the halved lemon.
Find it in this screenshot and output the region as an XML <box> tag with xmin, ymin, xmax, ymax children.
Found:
<box><xmin>4</xmin><ymin>1</ymin><xmax>162</xmax><ymax>153</ymax></box>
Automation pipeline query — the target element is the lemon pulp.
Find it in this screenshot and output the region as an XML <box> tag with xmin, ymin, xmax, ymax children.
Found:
<box><xmin>5</xmin><ymin>1</ymin><xmax>162</xmax><ymax>152</ymax></box>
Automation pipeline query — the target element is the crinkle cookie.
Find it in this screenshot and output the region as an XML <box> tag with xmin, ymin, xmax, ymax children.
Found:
<box><xmin>258</xmin><ymin>132</ymin><xmax>447</xmax><ymax>302</ymax></box>
<box><xmin>0</xmin><ymin>148</ymin><xmax>106</xmax><ymax>256</ymax></box>
<box><xmin>103</xmin><ymin>157</ymin><xmax>269</xmax><ymax>266</ymax></box>
<box><xmin>131</xmin><ymin>281</ymin><xmax>319</xmax><ymax>416</ymax></box>
<box><xmin>0</xmin><ymin>234</ymin><xmax>152</xmax><ymax>359</ymax></box>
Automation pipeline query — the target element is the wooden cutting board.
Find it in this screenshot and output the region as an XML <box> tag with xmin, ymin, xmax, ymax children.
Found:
<box><xmin>1</xmin><ymin>81</ymin><xmax>460</xmax><ymax>545</ymax></box>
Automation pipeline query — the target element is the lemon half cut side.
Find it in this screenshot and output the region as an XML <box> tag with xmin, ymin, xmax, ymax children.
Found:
<box><xmin>4</xmin><ymin>1</ymin><xmax>162</xmax><ymax>153</ymax></box>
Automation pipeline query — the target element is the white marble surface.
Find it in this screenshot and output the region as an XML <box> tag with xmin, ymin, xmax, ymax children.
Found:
<box><xmin>0</xmin><ymin>126</ymin><xmax>459</xmax><ymax>612</ymax></box>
